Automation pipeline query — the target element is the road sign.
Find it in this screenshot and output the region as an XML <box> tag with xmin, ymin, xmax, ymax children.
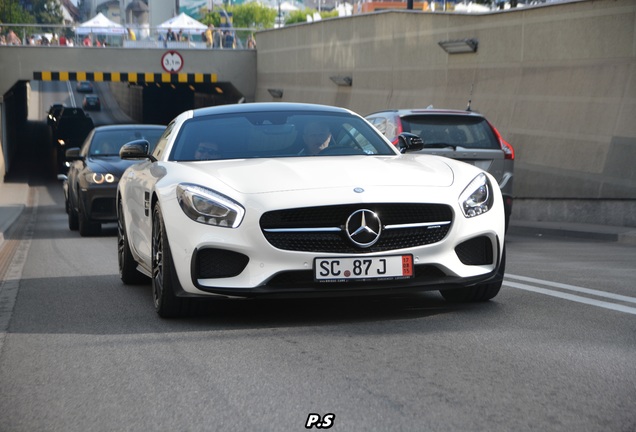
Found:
<box><xmin>161</xmin><ymin>51</ymin><xmax>184</xmax><ymax>73</ymax></box>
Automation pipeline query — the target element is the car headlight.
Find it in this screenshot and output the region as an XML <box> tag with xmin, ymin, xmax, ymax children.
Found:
<box><xmin>85</xmin><ymin>172</ymin><xmax>117</xmax><ymax>184</ymax></box>
<box><xmin>459</xmin><ymin>173</ymin><xmax>493</xmax><ymax>218</ymax></box>
<box><xmin>176</xmin><ymin>183</ymin><xmax>245</xmax><ymax>228</ymax></box>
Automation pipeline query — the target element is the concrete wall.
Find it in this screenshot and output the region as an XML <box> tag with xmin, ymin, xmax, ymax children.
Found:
<box><xmin>255</xmin><ymin>0</ymin><xmax>636</xmax><ymax>226</ymax></box>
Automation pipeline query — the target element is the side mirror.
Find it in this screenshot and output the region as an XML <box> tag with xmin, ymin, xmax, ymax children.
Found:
<box><xmin>120</xmin><ymin>139</ymin><xmax>155</xmax><ymax>161</ymax></box>
<box><xmin>397</xmin><ymin>133</ymin><xmax>424</xmax><ymax>154</ymax></box>
<box><xmin>64</xmin><ymin>147</ymin><xmax>82</xmax><ymax>160</ymax></box>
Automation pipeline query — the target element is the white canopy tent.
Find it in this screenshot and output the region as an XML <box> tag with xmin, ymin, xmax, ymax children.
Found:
<box><xmin>76</xmin><ymin>13</ymin><xmax>126</xmax><ymax>35</ymax></box>
<box><xmin>158</xmin><ymin>13</ymin><xmax>207</xmax><ymax>34</ymax></box>
<box><xmin>279</xmin><ymin>1</ymin><xmax>299</xmax><ymax>12</ymax></box>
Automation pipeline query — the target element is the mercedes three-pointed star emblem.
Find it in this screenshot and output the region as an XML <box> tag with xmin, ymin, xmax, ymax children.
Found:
<box><xmin>345</xmin><ymin>209</ymin><xmax>382</xmax><ymax>248</ymax></box>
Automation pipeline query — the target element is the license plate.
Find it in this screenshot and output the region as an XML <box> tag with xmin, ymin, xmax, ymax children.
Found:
<box><xmin>314</xmin><ymin>255</ymin><xmax>413</xmax><ymax>282</ymax></box>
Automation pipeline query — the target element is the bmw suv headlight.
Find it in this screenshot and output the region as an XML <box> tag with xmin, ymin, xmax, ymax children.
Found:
<box><xmin>85</xmin><ymin>172</ymin><xmax>117</xmax><ymax>184</ymax></box>
<box><xmin>459</xmin><ymin>173</ymin><xmax>493</xmax><ymax>218</ymax></box>
<box><xmin>176</xmin><ymin>183</ymin><xmax>245</xmax><ymax>228</ymax></box>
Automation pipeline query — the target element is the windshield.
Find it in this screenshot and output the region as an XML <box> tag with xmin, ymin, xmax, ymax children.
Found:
<box><xmin>402</xmin><ymin>115</ymin><xmax>500</xmax><ymax>150</ymax></box>
<box><xmin>169</xmin><ymin>111</ymin><xmax>397</xmax><ymax>161</ymax></box>
<box><xmin>89</xmin><ymin>128</ymin><xmax>164</xmax><ymax>156</ymax></box>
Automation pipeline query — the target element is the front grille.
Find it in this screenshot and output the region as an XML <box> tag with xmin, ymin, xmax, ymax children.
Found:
<box><xmin>455</xmin><ymin>236</ymin><xmax>493</xmax><ymax>265</ymax></box>
<box><xmin>90</xmin><ymin>197</ymin><xmax>116</xmax><ymax>218</ymax></box>
<box><xmin>261</xmin><ymin>203</ymin><xmax>453</xmax><ymax>253</ymax></box>
<box><xmin>194</xmin><ymin>248</ymin><xmax>249</xmax><ymax>278</ymax></box>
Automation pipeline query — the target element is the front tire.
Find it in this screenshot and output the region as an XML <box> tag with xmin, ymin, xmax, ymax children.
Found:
<box><xmin>440</xmin><ymin>248</ymin><xmax>506</xmax><ymax>302</ymax></box>
<box><xmin>152</xmin><ymin>203</ymin><xmax>191</xmax><ymax>318</ymax></box>
<box><xmin>68</xmin><ymin>202</ymin><xmax>79</xmax><ymax>231</ymax></box>
<box><xmin>118</xmin><ymin>199</ymin><xmax>148</xmax><ymax>285</ymax></box>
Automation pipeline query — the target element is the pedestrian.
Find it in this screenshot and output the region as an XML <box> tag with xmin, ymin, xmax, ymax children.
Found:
<box><xmin>7</xmin><ymin>30</ymin><xmax>21</xmax><ymax>45</ymax></box>
<box><xmin>222</xmin><ymin>30</ymin><xmax>234</xmax><ymax>49</ymax></box>
<box><xmin>166</xmin><ymin>28</ymin><xmax>176</xmax><ymax>41</ymax></box>
<box><xmin>59</xmin><ymin>34</ymin><xmax>67</xmax><ymax>46</ymax></box>
<box><xmin>205</xmin><ymin>24</ymin><xmax>213</xmax><ymax>48</ymax></box>
<box><xmin>213</xmin><ymin>27</ymin><xmax>222</xmax><ymax>48</ymax></box>
<box><xmin>247</xmin><ymin>33</ymin><xmax>256</xmax><ymax>49</ymax></box>
<box><xmin>83</xmin><ymin>35</ymin><xmax>92</xmax><ymax>46</ymax></box>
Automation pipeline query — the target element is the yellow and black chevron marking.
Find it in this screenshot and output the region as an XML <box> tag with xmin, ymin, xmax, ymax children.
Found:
<box><xmin>33</xmin><ymin>71</ymin><xmax>218</xmax><ymax>84</ymax></box>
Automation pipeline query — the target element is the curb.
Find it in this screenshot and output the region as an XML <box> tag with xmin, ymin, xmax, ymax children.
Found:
<box><xmin>508</xmin><ymin>222</ymin><xmax>636</xmax><ymax>245</ymax></box>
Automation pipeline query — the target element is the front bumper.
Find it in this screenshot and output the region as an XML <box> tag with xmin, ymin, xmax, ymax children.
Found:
<box><xmin>80</xmin><ymin>183</ymin><xmax>118</xmax><ymax>222</ymax></box>
<box><xmin>160</xmin><ymin>194</ymin><xmax>506</xmax><ymax>299</ymax></box>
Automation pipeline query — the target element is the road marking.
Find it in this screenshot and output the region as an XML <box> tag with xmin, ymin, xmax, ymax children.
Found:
<box><xmin>506</xmin><ymin>274</ymin><xmax>636</xmax><ymax>304</ymax></box>
<box><xmin>66</xmin><ymin>80</ymin><xmax>76</xmax><ymax>107</ymax></box>
<box><xmin>504</xmin><ymin>274</ymin><xmax>636</xmax><ymax>315</ymax></box>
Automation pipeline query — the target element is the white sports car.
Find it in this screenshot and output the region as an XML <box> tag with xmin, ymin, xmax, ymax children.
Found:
<box><xmin>117</xmin><ymin>103</ymin><xmax>506</xmax><ymax>318</ymax></box>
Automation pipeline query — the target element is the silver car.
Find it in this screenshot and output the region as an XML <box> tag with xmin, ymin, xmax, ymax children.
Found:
<box><xmin>366</xmin><ymin>108</ymin><xmax>514</xmax><ymax>229</ymax></box>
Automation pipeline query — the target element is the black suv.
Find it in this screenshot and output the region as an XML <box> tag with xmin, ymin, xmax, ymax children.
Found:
<box><xmin>52</xmin><ymin>107</ymin><xmax>94</xmax><ymax>174</ymax></box>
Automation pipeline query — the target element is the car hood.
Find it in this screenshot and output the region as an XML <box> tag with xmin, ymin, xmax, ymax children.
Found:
<box><xmin>182</xmin><ymin>155</ymin><xmax>454</xmax><ymax>194</ymax></box>
<box><xmin>88</xmin><ymin>156</ymin><xmax>139</xmax><ymax>175</ymax></box>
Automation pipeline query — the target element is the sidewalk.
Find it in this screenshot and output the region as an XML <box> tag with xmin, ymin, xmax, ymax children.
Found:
<box><xmin>1</xmin><ymin>180</ymin><xmax>636</xmax><ymax>248</ymax></box>
<box><xmin>0</xmin><ymin>181</ymin><xmax>30</xmax><ymax>248</ymax></box>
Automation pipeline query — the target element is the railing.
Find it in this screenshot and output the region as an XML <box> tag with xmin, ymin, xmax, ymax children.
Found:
<box><xmin>0</xmin><ymin>24</ymin><xmax>258</xmax><ymax>49</ymax></box>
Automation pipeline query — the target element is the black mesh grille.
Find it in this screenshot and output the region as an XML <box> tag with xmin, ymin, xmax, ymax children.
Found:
<box><xmin>195</xmin><ymin>248</ymin><xmax>249</xmax><ymax>278</ymax></box>
<box><xmin>261</xmin><ymin>203</ymin><xmax>453</xmax><ymax>253</ymax></box>
<box><xmin>91</xmin><ymin>197</ymin><xmax>116</xmax><ymax>218</ymax></box>
<box><xmin>455</xmin><ymin>236</ymin><xmax>493</xmax><ymax>265</ymax></box>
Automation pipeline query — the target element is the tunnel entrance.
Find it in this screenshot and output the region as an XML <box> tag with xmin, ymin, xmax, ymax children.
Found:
<box><xmin>135</xmin><ymin>82</ymin><xmax>245</xmax><ymax>124</ymax></box>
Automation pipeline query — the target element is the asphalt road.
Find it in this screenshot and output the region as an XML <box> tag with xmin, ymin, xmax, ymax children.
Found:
<box><xmin>1</xmin><ymin>177</ymin><xmax>635</xmax><ymax>432</ymax></box>
<box><xmin>0</xmin><ymin>85</ymin><xmax>634</xmax><ymax>432</ymax></box>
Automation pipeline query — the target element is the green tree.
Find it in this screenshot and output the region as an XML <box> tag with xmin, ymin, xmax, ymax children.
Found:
<box><xmin>200</xmin><ymin>11</ymin><xmax>222</xmax><ymax>28</ymax></box>
<box><xmin>32</xmin><ymin>0</ymin><xmax>63</xmax><ymax>30</ymax></box>
<box><xmin>285</xmin><ymin>9</ymin><xmax>338</xmax><ymax>26</ymax></box>
<box><xmin>0</xmin><ymin>0</ymin><xmax>35</xmax><ymax>25</ymax></box>
<box><xmin>202</xmin><ymin>3</ymin><xmax>276</xmax><ymax>29</ymax></box>
<box><xmin>226</xmin><ymin>2</ymin><xmax>276</xmax><ymax>29</ymax></box>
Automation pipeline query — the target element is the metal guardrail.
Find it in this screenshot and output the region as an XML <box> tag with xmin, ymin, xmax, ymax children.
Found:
<box><xmin>1</xmin><ymin>24</ymin><xmax>258</xmax><ymax>49</ymax></box>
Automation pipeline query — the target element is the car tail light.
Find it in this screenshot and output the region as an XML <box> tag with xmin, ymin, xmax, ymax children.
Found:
<box><xmin>488</xmin><ymin>121</ymin><xmax>514</xmax><ymax>160</ymax></box>
<box><xmin>391</xmin><ymin>116</ymin><xmax>405</xmax><ymax>146</ymax></box>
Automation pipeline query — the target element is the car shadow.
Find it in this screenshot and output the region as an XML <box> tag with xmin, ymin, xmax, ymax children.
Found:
<box><xmin>8</xmin><ymin>273</ymin><xmax>500</xmax><ymax>336</ymax></box>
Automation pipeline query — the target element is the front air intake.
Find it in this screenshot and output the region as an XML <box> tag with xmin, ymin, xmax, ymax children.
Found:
<box><xmin>455</xmin><ymin>236</ymin><xmax>493</xmax><ymax>265</ymax></box>
<box><xmin>193</xmin><ymin>248</ymin><xmax>249</xmax><ymax>279</ymax></box>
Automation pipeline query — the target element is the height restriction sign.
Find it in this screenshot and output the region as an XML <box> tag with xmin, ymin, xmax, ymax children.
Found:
<box><xmin>161</xmin><ymin>51</ymin><xmax>184</xmax><ymax>73</ymax></box>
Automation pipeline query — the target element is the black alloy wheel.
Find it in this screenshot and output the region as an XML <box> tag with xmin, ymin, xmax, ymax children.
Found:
<box><xmin>118</xmin><ymin>199</ymin><xmax>148</xmax><ymax>284</ymax></box>
<box><xmin>151</xmin><ymin>203</ymin><xmax>190</xmax><ymax>318</ymax></box>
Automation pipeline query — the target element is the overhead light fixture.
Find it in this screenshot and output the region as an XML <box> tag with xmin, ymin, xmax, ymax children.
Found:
<box><xmin>329</xmin><ymin>75</ymin><xmax>352</xmax><ymax>86</ymax></box>
<box><xmin>267</xmin><ymin>88</ymin><xmax>283</xmax><ymax>98</ymax></box>
<box><xmin>438</xmin><ymin>38</ymin><xmax>478</xmax><ymax>54</ymax></box>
